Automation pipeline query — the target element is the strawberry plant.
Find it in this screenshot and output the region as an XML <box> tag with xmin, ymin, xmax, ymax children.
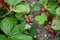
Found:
<box><xmin>35</xmin><ymin>14</ymin><xmax>47</xmax><ymax>25</ymax></box>
<box><xmin>0</xmin><ymin>0</ymin><xmax>37</xmax><ymax>40</ymax></box>
<box><xmin>35</xmin><ymin>0</ymin><xmax>60</xmax><ymax>33</ymax></box>
<box><xmin>0</xmin><ymin>0</ymin><xmax>60</xmax><ymax>40</ymax></box>
<box><xmin>34</xmin><ymin>0</ymin><xmax>60</xmax><ymax>40</ymax></box>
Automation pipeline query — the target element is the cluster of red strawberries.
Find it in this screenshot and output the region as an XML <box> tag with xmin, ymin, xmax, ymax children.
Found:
<box><xmin>40</xmin><ymin>7</ymin><xmax>57</xmax><ymax>35</ymax></box>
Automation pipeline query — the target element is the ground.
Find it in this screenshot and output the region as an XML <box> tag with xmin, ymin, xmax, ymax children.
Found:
<box><xmin>29</xmin><ymin>0</ymin><xmax>60</xmax><ymax>40</ymax></box>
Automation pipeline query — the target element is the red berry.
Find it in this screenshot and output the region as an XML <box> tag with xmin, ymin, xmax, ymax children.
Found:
<box><xmin>47</xmin><ymin>29</ymin><xmax>56</xmax><ymax>35</ymax></box>
<box><xmin>47</xmin><ymin>29</ymin><xmax>52</xmax><ymax>33</ymax></box>
<box><xmin>0</xmin><ymin>0</ymin><xmax>4</xmax><ymax>4</ymax></box>
<box><xmin>50</xmin><ymin>30</ymin><xmax>56</xmax><ymax>35</ymax></box>
<box><xmin>40</xmin><ymin>8</ymin><xmax>45</xmax><ymax>13</ymax></box>
<box><xmin>26</xmin><ymin>18</ymin><xmax>30</xmax><ymax>24</ymax></box>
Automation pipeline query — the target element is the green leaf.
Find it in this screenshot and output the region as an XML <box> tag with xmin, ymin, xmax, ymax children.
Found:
<box><xmin>51</xmin><ymin>19</ymin><xmax>60</xmax><ymax>31</ymax></box>
<box><xmin>1</xmin><ymin>17</ymin><xmax>17</xmax><ymax>35</ymax></box>
<box><xmin>14</xmin><ymin>4</ymin><xmax>30</xmax><ymax>13</ymax></box>
<box><xmin>48</xmin><ymin>2</ymin><xmax>58</xmax><ymax>8</ymax></box>
<box><xmin>39</xmin><ymin>0</ymin><xmax>48</xmax><ymax>5</ymax></box>
<box><xmin>0</xmin><ymin>35</ymin><xmax>7</xmax><ymax>40</ymax></box>
<box><xmin>32</xmin><ymin>3</ymin><xmax>40</xmax><ymax>11</ymax></box>
<box><xmin>0</xmin><ymin>23</ymin><xmax>1</xmax><ymax>29</ymax></box>
<box><xmin>45</xmin><ymin>2</ymin><xmax>58</xmax><ymax>16</ymax></box>
<box><xmin>30</xmin><ymin>26</ymin><xmax>37</xmax><ymax>36</ymax></box>
<box><xmin>15</xmin><ymin>13</ymin><xmax>23</xmax><ymax>20</ymax></box>
<box><xmin>56</xmin><ymin>7</ymin><xmax>60</xmax><ymax>16</ymax></box>
<box><xmin>46</xmin><ymin>7</ymin><xmax>56</xmax><ymax>16</ymax></box>
<box><xmin>15</xmin><ymin>24</ymin><xmax>25</xmax><ymax>33</ymax></box>
<box><xmin>58</xmin><ymin>38</ymin><xmax>60</xmax><ymax>40</ymax></box>
<box><xmin>9</xmin><ymin>25</ymin><xmax>20</xmax><ymax>36</ymax></box>
<box><xmin>4</xmin><ymin>0</ymin><xmax>22</xmax><ymax>6</ymax></box>
<box><xmin>20</xmin><ymin>20</ymin><xmax>26</xmax><ymax>27</ymax></box>
<box><xmin>11</xmin><ymin>34</ymin><xmax>32</xmax><ymax>40</ymax></box>
<box><xmin>35</xmin><ymin>14</ymin><xmax>47</xmax><ymax>25</ymax></box>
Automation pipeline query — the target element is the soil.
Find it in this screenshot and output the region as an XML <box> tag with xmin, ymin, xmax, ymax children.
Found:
<box><xmin>27</xmin><ymin>0</ymin><xmax>60</xmax><ymax>40</ymax></box>
<box><xmin>30</xmin><ymin>11</ymin><xmax>58</xmax><ymax>40</ymax></box>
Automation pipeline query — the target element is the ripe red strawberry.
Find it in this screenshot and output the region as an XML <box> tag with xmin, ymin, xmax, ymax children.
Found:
<box><xmin>47</xmin><ymin>29</ymin><xmax>56</xmax><ymax>35</ymax></box>
<box><xmin>40</xmin><ymin>8</ymin><xmax>45</xmax><ymax>13</ymax></box>
<box><xmin>26</xmin><ymin>18</ymin><xmax>30</xmax><ymax>24</ymax></box>
<box><xmin>0</xmin><ymin>0</ymin><xmax>4</xmax><ymax>4</ymax></box>
<box><xmin>50</xmin><ymin>30</ymin><xmax>56</xmax><ymax>35</ymax></box>
<box><xmin>47</xmin><ymin>28</ymin><xmax>52</xmax><ymax>33</ymax></box>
